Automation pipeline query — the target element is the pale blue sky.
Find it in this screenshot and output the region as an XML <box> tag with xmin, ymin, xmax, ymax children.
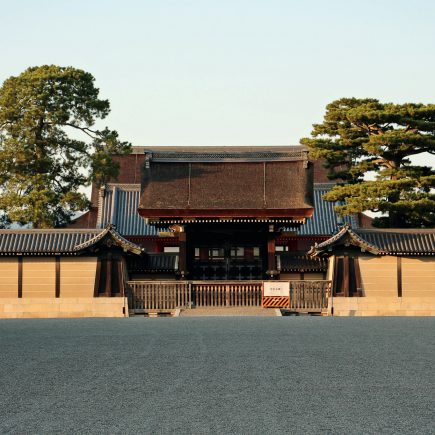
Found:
<box><xmin>1</xmin><ymin>0</ymin><xmax>435</xmax><ymax>167</ymax></box>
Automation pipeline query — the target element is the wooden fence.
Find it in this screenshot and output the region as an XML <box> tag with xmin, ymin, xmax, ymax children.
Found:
<box><xmin>289</xmin><ymin>280</ymin><xmax>331</xmax><ymax>312</ymax></box>
<box><xmin>127</xmin><ymin>280</ymin><xmax>331</xmax><ymax>312</ymax></box>
<box><xmin>127</xmin><ymin>281</ymin><xmax>191</xmax><ymax>312</ymax></box>
<box><xmin>193</xmin><ymin>281</ymin><xmax>262</xmax><ymax>307</ymax></box>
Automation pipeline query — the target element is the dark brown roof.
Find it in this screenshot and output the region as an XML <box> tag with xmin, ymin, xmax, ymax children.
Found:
<box><xmin>128</xmin><ymin>253</ymin><xmax>178</xmax><ymax>272</ymax></box>
<box><xmin>278</xmin><ymin>253</ymin><xmax>328</xmax><ymax>272</ymax></box>
<box><xmin>76</xmin><ymin>148</ymin><xmax>331</xmax><ymax>223</ymax></box>
<box><xmin>139</xmin><ymin>147</ymin><xmax>313</xmax><ymax>220</ymax></box>
<box><xmin>0</xmin><ymin>225</ymin><xmax>143</xmax><ymax>255</ymax></box>
<box><xmin>143</xmin><ymin>146</ymin><xmax>308</xmax><ymax>162</ymax></box>
<box><xmin>309</xmin><ymin>225</ymin><xmax>435</xmax><ymax>256</ymax></box>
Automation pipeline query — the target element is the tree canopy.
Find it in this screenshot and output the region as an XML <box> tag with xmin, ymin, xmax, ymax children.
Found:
<box><xmin>0</xmin><ymin>65</ymin><xmax>131</xmax><ymax>228</ymax></box>
<box><xmin>301</xmin><ymin>98</ymin><xmax>435</xmax><ymax>228</ymax></box>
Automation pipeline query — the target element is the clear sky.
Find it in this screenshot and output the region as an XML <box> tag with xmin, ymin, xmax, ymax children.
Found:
<box><xmin>1</xmin><ymin>0</ymin><xmax>435</xmax><ymax>167</ymax></box>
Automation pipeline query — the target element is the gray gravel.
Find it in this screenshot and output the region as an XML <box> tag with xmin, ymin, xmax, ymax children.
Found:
<box><xmin>0</xmin><ymin>317</ymin><xmax>434</xmax><ymax>434</ymax></box>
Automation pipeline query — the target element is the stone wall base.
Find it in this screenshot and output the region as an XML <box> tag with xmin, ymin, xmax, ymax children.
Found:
<box><xmin>0</xmin><ymin>297</ymin><xmax>128</xmax><ymax>318</ymax></box>
<box><xmin>329</xmin><ymin>297</ymin><xmax>435</xmax><ymax>316</ymax></box>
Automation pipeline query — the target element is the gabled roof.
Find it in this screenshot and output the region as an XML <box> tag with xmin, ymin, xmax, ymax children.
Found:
<box><xmin>0</xmin><ymin>225</ymin><xmax>144</xmax><ymax>255</ymax></box>
<box><xmin>309</xmin><ymin>225</ymin><xmax>435</xmax><ymax>256</ymax></box>
<box><xmin>128</xmin><ymin>253</ymin><xmax>179</xmax><ymax>272</ymax></box>
<box><xmin>277</xmin><ymin>253</ymin><xmax>328</xmax><ymax>272</ymax></box>
<box><xmin>74</xmin><ymin>225</ymin><xmax>144</xmax><ymax>255</ymax></box>
<box><xmin>139</xmin><ymin>146</ymin><xmax>314</xmax><ymax>222</ymax></box>
<box><xmin>92</xmin><ymin>182</ymin><xmax>355</xmax><ymax>236</ymax></box>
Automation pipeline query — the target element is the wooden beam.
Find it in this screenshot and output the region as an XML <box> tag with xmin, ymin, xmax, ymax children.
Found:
<box><xmin>55</xmin><ymin>257</ymin><xmax>60</xmax><ymax>298</ymax></box>
<box><xmin>397</xmin><ymin>256</ymin><xmax>402</xmax><ymax>297</ymax></box>
<box><xmin>18</xmin><ymin>257</ymin><xmax>23</xmax><ymax>298</ymax></box>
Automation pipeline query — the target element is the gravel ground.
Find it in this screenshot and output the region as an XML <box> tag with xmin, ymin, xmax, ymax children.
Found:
<box><xmin>0</xmin><ymin>317</ymin><xmax>434</xmax><ymax>434</ymax></box>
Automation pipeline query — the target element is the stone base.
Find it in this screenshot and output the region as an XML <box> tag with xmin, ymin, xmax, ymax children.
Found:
<box><xmin>329</xmin><ymin>297</ymin><xmax>435</xmax><ymax>316</ymax></box>
<box><xmin>0</xmin><ymin>297</ymin><xmax>128</xmax><ymax>318</ymax></box>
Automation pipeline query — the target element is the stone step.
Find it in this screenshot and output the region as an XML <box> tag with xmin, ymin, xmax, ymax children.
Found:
<box><xmin>179</xmin><ymin>307</ymin><xmax>281</xmax><ymax>317</ymax></box>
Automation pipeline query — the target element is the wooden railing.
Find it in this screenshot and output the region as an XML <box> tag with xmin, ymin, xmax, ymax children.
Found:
<box><xmin>127</xmin><ymin>281</ymin><xmax>191</xmax><ymax>311</ymax></box>
<box><xmin>127</xmin><ymin>280</ymin><xmax>331</xmax><ymax>312</ymax></box>
<box><xmin>193</xmin><ymin>281</ymin><xmax>262</xmax><ymax>307</ymax></box>
<box><xmin>289</xmin><ymin>280</ymin><xmax>331</xmax><ymax>312</ymax></box>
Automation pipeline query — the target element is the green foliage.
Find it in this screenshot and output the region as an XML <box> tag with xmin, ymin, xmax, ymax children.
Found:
<box><xmin>0</xmin><ymin>212</ymin><xmax>11</xmax><ymax>229</ymax></box>
<box><xmin>301</xmin><ymin>98</ymin><xmax>435</xmax><ymax>227</ymax></box>
<box><xmin>0</xmin><ymin>65</ymin><xmax>131</xmax><ymax>228</ymax></box>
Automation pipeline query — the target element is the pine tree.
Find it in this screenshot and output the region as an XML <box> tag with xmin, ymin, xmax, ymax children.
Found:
<box><xmin>301</xmin><ymin>98</ymin><xmax>435</xmax><ymax>227</ymax></box>
<box><xmin>0</xmin><ymin>65</ymin><xmax>131</xmax><ymax>228</ymax></box>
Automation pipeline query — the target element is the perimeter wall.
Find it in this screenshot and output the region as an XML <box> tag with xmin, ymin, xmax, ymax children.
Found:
<box><xmin>329</xmin><ymin>255</ymin><xmax>435</xmax><ymax>316</ymax></box>
<box><xmin>0</xmin><ymin>257</ymin><xmax>127</xmax><ymax>318</ymax></box>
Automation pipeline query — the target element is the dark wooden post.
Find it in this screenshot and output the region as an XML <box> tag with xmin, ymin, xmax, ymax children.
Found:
<box><xmin>267</xmin><ymin>234</ymin><xmax>276</xmax><ymax>279</ymax></box>
<box><xmin>18</xmin><ymin>256</ymin><xmax>23</xmax><ymax>298</ymax></box>
<box><xmin>343</xmin><ymin>256</ymin><xmax>349</xmax><ymax>297</ymax></box>
<box><xmin>105</xmin><ymin>253</ymin><xmax>112</xmax><ymax>296</ymax></box>
<box><xmin>94</xmin><ymin>257</ymin><xmax>102</xmax><ymax>297</ymax></box>
<box><xmin>179</xmin><ymin>231</ymin><xmax>187</xmax><ymax>279</ymax></box>
<box><xmin>55</xmin><ymin>256</ymin><xmax>61</xmax><ymax>298</ymax></box>
<box><xmin>397</xmin><ymin>256</ymin><xmax>402</xmax><ymax>297</ymax></box>
<box><xmin>117</xmin><ymin>257</ymin><xmax>125</xmax><ymax>296</ymax></box>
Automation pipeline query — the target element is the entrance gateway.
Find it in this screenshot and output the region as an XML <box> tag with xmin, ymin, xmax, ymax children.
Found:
<box><xmin>137</xmin><ymin>146</ymin><xmax>314</xmax><ymax>280</ymax></box>
<box><xmin>125</xmin><ymin>146</ymin><xmax>331</xmax><ymax>313</ymax></box>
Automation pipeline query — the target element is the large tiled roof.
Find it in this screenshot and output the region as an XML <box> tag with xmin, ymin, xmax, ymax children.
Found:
<box><xmin>0</xmin><ymin>225</ymin><xmax>144</xmax><ymax>255</ymax></box>
<box><xmin>287</xmin><ymin>184</ymin><xmax>357</xmax><ymax>235</ymax></box>
<box><xmin>96</xmin><ymin>183</ymin><xmax>350</xmax><ymax>236</ymax></box>
<box><xmin>309</xmin><ymin>225</ymin><xmax>435</xmax><ymax>256</ymax></box>
<box><xmin>355</xmin><ymin>229</ymin><xmax>435</xmax><ymax>254</ymax></box>
<box><xmin>139</xmin><ymin>159</ymin><xmax>313</xmax><ymax>219</ymax></box>
<box><xmin>98</xmin><ymin>185</ymin><xmax>158</xmax><ymax>235</ymax></box>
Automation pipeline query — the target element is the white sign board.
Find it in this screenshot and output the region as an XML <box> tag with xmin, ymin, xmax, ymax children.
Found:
<box><xmin>263</xmin><ymin>281</ymin><xmax>290</xmax><ymax>297</ymax></box>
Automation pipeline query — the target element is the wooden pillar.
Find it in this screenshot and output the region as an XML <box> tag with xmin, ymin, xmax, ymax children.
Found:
<box><xmin>397</xmin><ymin>256</ymin><xmax>402</xmax><ymax>297</ymax></box>
<box><xmin>267</xmin><ymin>234</ymin><xmax>276</xmax><ymax>278</ymax></box>
<box><xmin>117</xmin><ymin>257</ymin><xmax>125</xmax><ymax>296</ymax></box>
<box><xmin>55</xmin><ymin>256</ymin><xmax>60</xmax><ymax>298</ymax></box>
<box><xmin>353</xmin><ymin>257</ymin><xmax>362</xmax><ymax>296</ymax></box>
<box><xmin>343</xmin><ymin>256</ymin><xmax>349</xmax><ymax>297</ymax></box>
<box><xmin>18</xmin><ymin>256</ymin><xmax>23</xmax><ymax>298</ymax></box>
<box><xmin>179</xmin><ymin>231</ymin><xmax>187</xmax><ymax>279</ymax></box>
<box><xmin>105</xmin><ymin>253</ymin><xmax>112</xmax><ymax>296</ymax></box>
<box><xmin>94</xmin><ymin>257</ymin><xmax>102</xmax><ymax>297</ymax></box>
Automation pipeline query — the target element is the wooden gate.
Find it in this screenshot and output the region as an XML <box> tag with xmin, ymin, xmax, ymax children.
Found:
<box><xmin>289</xmin><ymin>280</ymin><xmax>331</xmax><ymax>312</ymax></box>
<box><xmin>192</xmin><ymin>281</ymin><xmax>263</xmax><ymax>307</ymax></box>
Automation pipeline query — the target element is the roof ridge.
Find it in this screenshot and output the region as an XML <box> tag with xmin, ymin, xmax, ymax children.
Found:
<box><xmin>0</xmin><ymin>229</ymin><xmax>102</xmax><ymax>234</ymax></box>
<box><xmin>356</xmin><ymin>228</ymin><xmax>435</xmax><ymax>234</ymax></box>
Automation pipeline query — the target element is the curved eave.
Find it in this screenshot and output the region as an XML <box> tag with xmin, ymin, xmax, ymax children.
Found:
<box><xmin>74</xmin><ymin>225</ymin><xmax>144</xmax><ymax>255</ymax></box>
<box><xmin>138</xmin><ymin>208</ymin><xmax>313</xmax><ymax>219</ymax></box>
<box><xmin>309</xmin><ymin>225</ymin><xmax>380</xmax><ymax>257</ymax></box>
